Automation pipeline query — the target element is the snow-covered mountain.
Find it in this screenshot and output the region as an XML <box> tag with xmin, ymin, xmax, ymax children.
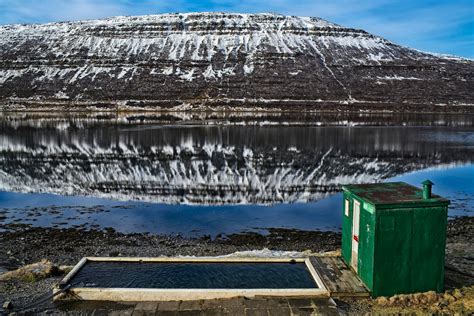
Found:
<box><xmin>0</xmin><ymin>12</ymin><xmax>472</xmax><ymax>111</ymax></box>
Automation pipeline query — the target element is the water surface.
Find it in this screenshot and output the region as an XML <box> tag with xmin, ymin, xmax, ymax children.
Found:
<box><xmin>70</xmin><ymin>261</ymin><xmax>318</xmax><ymax>289</ymax></box>
<box><xmin>0</xmin><ymin>113</ymin><xmax>472</xmax><ymax>236</ymax></box>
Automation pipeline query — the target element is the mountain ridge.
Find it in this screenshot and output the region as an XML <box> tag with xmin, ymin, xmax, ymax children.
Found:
<box><xmin>0</xmin><ymin>12</ymin><xmax>472</xmax><ymax>112</ymax></box>
<box><xmin>5</xmin><ymin>12</ymin><xmax>470</xmax><ymax>60</ymax></box>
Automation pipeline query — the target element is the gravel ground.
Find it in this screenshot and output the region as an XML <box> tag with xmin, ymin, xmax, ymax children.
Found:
<box><xmin>0</xmin><ymin>225</ymin><xmax>341</xmax><ymax>269</ymax></box>
<box><xmin>0</xmin><ymin>216</ymin><xmax>472</xmax><ymax>314</ymax></box>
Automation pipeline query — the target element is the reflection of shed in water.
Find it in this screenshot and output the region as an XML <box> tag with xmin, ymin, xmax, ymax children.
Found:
<box><xmin>342</xmin><ymin>180</ymin><xmax>449</xmax><ymax>297</ymax></box>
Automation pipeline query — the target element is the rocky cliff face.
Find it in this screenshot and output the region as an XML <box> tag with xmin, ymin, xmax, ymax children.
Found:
<box><xmin>0</xmin><ymin>13</ymin><xmax>472</xmax><ymax>112</ymax></box>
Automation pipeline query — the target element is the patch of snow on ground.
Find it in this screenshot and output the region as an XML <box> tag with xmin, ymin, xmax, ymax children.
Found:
<box><xmin>219</xmin><ymin>248</ymin><xmax>312</xmax><ymax>258</ymax></box>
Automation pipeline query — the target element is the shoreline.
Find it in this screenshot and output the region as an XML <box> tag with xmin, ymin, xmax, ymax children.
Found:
<box><xmin>0</xmin><ymin>216</ymin><xmax>471</xmax><ymax>274</ymax></box>
<box><xmin>0</xmin><ymin>216</ymin><xmax>472</xmax><ymax>313</ymax></box>
<box><xmin>0</xmin><ymin>224</ymin><xmax>342</xmax><ymax>271</ymax></box>
<box><xmin>2</xmin><ymin>99</ymin><xmax>474</xmax><ymax>114</ymax></box>
<box><xmin>2</xmin><ymin>107</ymin><xmax>474</xmax><ymax>115</ymax></box>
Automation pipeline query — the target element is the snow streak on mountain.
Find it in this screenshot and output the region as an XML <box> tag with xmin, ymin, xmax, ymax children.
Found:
<box><xmin>0</xmin><ymin>12</ymin><xmax>472</xmax><ymax>111</ymax></box>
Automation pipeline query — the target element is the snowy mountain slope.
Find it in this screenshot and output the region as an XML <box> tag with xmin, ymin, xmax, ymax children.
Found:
<box><xmin>0</xmin><ymin>12</ymin><xmax>472</xmax><ymax>111</ymax></box>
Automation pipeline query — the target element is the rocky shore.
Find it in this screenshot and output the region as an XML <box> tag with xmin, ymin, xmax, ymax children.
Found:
<box><xmin>0</xmin><ymin>216</ymin><xmax>472</xmax><ymax>314</ymax></box>
<box><xmin>0</xmin><ymin>224</ymin><xmax>341</xmax><ymax>271</ymax></box>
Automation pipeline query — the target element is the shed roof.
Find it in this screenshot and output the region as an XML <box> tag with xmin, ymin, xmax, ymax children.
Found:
<box><xmin>342</xmin><ymin>182</ymin><xmax>449</xmax><ymax>208</ymax></box>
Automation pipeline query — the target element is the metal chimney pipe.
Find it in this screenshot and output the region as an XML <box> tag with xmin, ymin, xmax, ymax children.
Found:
<box><xmin>422</xmin><ymin>180</ymin><xmax>434</xmax><ymax>199</ymax></box>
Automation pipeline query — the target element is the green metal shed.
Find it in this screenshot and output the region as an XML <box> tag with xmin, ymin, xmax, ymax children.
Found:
<box><xmin>341</xmin><ymin>181</ymin><xmax>449</xmax><ymax>297</ymax></box>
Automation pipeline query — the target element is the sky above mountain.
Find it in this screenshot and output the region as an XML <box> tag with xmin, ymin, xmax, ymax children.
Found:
<box><xmin>0</xmin><ymin>0</ymin><xmax>472</xmax><ymax>58</ymax></box>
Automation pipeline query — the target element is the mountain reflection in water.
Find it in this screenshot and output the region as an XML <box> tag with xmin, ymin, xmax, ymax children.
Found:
<box><xmin>0</xmin><ymin>113</ymin><xmax>473</xmax><ymax>236</ymax></box>
<box><xmin>0</xmin><ymin>113</ymin><xmax>473</xmax><ymax>205</ymax></box>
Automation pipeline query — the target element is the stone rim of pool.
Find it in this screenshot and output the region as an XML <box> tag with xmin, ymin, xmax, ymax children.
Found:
<box><xmin>54</xmin><ymin>257</ymin><xmax>329</xmax><ymax>301</ymax></box>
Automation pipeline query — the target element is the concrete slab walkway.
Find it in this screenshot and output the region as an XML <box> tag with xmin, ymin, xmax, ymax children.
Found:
<box><xmin>59</xmin><ymin>297</ymin><xmax>339</xmax><ymax>315</ymax></box>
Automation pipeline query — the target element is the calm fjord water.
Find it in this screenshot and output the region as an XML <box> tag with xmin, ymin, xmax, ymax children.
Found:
<box><xmin>0</xmin><ymin>113</ymin><xmax>472</xmax><ymax>237</ymax></box>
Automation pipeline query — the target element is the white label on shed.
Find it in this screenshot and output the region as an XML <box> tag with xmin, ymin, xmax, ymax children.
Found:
<box><xmin>345</xmin><ymin>199</ymin><xmax>350</xmax><ymax>216</ymax></box>
<box><xmin>364</xmin><ymin>202</ymin><xmax>375</xmax><ymax>214</ymax></box>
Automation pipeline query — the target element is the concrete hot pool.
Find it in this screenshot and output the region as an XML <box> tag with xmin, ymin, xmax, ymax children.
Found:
<box><xmin>55</xmin><ymin>257</ymin><xmax>328</xmax><ymax>301</ymax></box>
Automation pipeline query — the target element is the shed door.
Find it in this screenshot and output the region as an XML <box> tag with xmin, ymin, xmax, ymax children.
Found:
<box><xmin>351</xmin><ymin>200</ymin><xmax>361</xmax><ymax>271</ymax></box>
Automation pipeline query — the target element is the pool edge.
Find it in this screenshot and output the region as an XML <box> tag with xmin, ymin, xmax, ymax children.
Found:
<box><xmin>54</xmin><ymin>256</ymin><xmax>329</xmax><ymax>301</ymax></box>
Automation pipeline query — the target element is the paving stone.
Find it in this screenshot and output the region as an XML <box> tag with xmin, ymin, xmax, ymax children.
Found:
<box><xmin>289</xmin><ymin>298</ymin><xmax>338</xmax><ymax>316</ymax></box>
<box><xmin>201</xmin><ymin>299</ymin><xmax>225</xmax><ymax>310</ymax></box>
<box><xmin>287</xmin><ymin>298</ymin><xmax>313</xmax><ymax>308</ymax></box>
<box><xmin>220</xmin><ymin>298</ymin><xmax>245</xmax><ymax>308</ymax></box>
<box><xmin>65</xmin><ymin>297</ymin><xmax>338</xmax><ymax>315</ymax></box>
<box><xmin>265</xmin><ymin>298</ymin><xmax>290</xmax><ymax>308</ymax></box>
<box><xmin>200</xmin><ymin>308</ymin><xmax>225</xmax><ymax>316</ymax></box>
<box><xmin>132</xmin><ymin>310</ymin><xmax>156</xmax><ymax>316</ymax></box>
<box><xmin>91</xmin><ymin>309</ymin><xmax>110</xmax><ymax>316</ymax></box>
<box><xmin>222</xmin><ymin>306</ymin><xmax>246</xmax><ymax>315</ymax></box>
<box><xmin>110</xmin><ymin>310</ymin><xmax>134</xmax><ymax>316</ymax></box>
<box><xmin>245</xmin><ymin>308</ymin><xmax>269</xmax><ymax>316</ymax></box>
<box><xmin>178</xmin><ymin>300</ymin><xmax>203</xmax><ymax>310</ymax></box>
<box><xmin>175</xmin><ymin>310</ymin><xmax>201</xmax><ymax>315</ymax></box>
<box><xmin>289</xmin><ymin>307</ymin><xmax>317</xmax><ymax>316</ymax></box>
<box><xmin>157</xmin><ymin>301</ymin><xmax>180</xmax><ymax>311</ymax></box>
<box><xmin>155</xmin><ymin>311</ymin><xmax>177</xmax><ymax>316</ymax></box>
<box><xmin>244</xmin><ymin>299</ymin><xmax>269</xmax><ymax>309</ymax></box>
<box><xmin>311</xmin><ymin>298</ymin><xmax>336</xmax><ymax>306</ymax></box>
<box><xmin>135</xmin><ymin>302</ymin><xmax>159</xmax><ymax>312</ymax></box>
<box><xmin>267</xmin><ymin>308</ymin><xmax>291</xmax><ymax>316</ymax></box>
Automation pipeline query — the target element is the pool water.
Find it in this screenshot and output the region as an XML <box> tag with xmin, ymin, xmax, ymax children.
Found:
<box><xmin>69</xmin><ymin>261</ymin><xmax>318</xmax><ymax>289</ymax></box>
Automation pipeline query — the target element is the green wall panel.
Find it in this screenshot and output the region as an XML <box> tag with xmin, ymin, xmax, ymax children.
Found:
<box><xmin>373</xmin><ymin>209</ymin><xmax>414</xmax><ymax>297</ymax></box>
<box><xmin>411</xmin><ymin>206</ymin><xmax>447</xmax><ymax>293</ymax></box>
<box><xmin>357</xmin><ymin>200</ymin><xmax>375</xmax><ymax>291</ymax></box>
